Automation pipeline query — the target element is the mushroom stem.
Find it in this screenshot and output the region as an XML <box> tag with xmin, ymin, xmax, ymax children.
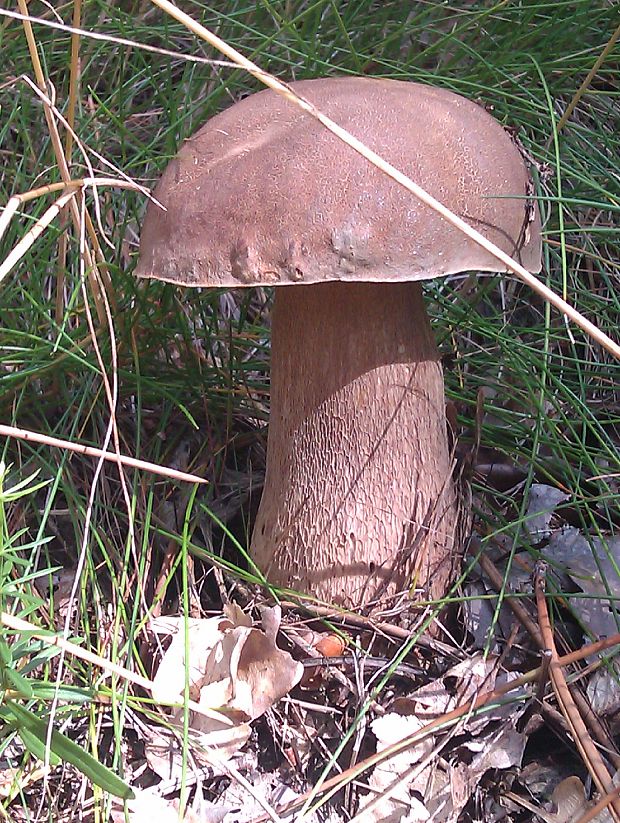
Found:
<box><xmin>251</xmin><ymin>280</ymin><xmax>460</xmax><ymax>607</ymax></box>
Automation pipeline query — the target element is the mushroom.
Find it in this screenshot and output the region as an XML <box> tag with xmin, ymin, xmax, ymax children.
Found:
<box><xmin>136</xmin><ymin>77</ymin><xmax>541</xmax><ymax>608</ymax></box>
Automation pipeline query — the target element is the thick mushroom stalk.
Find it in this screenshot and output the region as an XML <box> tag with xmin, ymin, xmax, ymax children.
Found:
<box><xmin>252</xmin><ymin>280</ymin><xmax>458</xmax><ymax>606</ymax></box>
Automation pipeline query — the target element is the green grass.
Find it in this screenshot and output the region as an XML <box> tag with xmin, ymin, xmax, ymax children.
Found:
<box><xmin>0</xmin><ymin>0</ymin><xmax>619</xmax><ymax>818</ymax></box>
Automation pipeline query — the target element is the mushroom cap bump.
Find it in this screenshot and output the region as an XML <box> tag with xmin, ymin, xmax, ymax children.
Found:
<box><xmin>136</xmin><ymin>76</ymin><xmax>542</xmax><ymax>288</ymax></box>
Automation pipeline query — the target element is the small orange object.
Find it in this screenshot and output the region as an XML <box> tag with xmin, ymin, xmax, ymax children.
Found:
<box><xmin>300</xmin><ymin>633</ymin><xmax>347</xmax><ymax>689</ymax></box>
<box><xmin>314</xmin><ymin>634</ymin><xmax>346</xmax><ymax>658</ymax></box>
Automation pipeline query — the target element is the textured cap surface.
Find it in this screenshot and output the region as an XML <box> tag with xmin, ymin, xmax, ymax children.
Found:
<box><xmin>136</xmin><ymin>77</ymin><xmax>541</xmax><ymax>287</ymax></box>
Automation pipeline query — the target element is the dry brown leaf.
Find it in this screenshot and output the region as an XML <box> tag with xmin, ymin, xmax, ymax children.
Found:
<box><xmin>147</xmin><ymin>605</ymin><xmax>303</xmax><ymax>769</ymax></box>
<box><xmin>409</xmin><ymin>655</ymin><xmax>499</xmax><ymax>728</ymax></box>
<box><xmin>546</xmin><ymin>529</ymin><xmax>620</xmax><ymax>640</ymax></box>
<box><xmin>117</xmin><ymin>789</ymin><xmax>228</xmax><ymax>823</ymax></box>
<box><xmin>524</xmin><ymin>484</ymin><xmax>569</xmax><ymax>543</ymax></box>
<box><xmin>150</xmin><ymin>614</ymin><xmax>234</xmax><ymax>704</ymax></box>
<box><xmin>544</xmin><ymin>776</ymin><xmax>612</xmax><ymax>823</ymax></box>
<box><xmin>0</xmin><ymin>762</ymin><xmax>49</xmax><ymax>801</ymax></box>
<box><xmin>144</xmin><ymin>719</ymin><xmax>251</xmax><ymax>782</ymax></box>
<box><xmin>354</xmin><ymin>713</ymin><xmax>433</xmax><ymax>822</ymax></box>
<box><xmin>356</xmin><ymin>672</ymin><xmax>526</xmax><ymax>823</ymax></box>
<box><xmin>422</xmin><ymin>725</ymin><xmax>525</xmax><ymax>822</ymax></box>
<box><xmin>587</xmin><ymin>664</ymin><xmax>620</xmax><ymax>717</ymax></box>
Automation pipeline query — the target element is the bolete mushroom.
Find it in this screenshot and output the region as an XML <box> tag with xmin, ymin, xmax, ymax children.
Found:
<box><xmin>136</xmin><ymin>77</ymin><xmax>541</xmax><ymax>609</ymax></box>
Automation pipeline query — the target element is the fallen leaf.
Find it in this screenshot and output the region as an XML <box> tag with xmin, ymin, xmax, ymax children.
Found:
<box><xmin>545</xmin><ymin>528</ymin><xmax>620</xmax><ymax>640</ymax></box>
<box><xmin>524</xmin><ymin>484</ymin><xmax>569</xmax><ymax>543</ymax></box>
<box><xmin>146</xmin><ymin>605</ymin><xmax>303</xmax><ymax>769</ymax></box>
<box><xmin>354</xmin><ymin>713</ymin><xmax>433</xmax><ymax>822</ymax></box>
<box><xmin>423</xmin><ymin>725</ymin><xmax>525</xmax><ymax>822</ymax></box>
<box><xmin>409</xmin><ymin>655</ymin><xmax>500</xmax><ymax>730</ymax></box>
<box><xmin>0</xmin><ymin>761</ymin><xmax>49</xmax><ymax>801</ymax></box>
<box><xmin>544</xmin><ymin>775</ymin><xmax>612</xmax><ymax>823</ymax></box>
<box><xmin>119</xmin><ymin>789</ymin><xmax>229</xmax><ymax>823</ymax></box>
<box><xmin>587</xmin><ymin>663</ymin><xmax>620</xmax><ymax>717</ymax></box>
<box><xmin>150</xmin><ymin>614</ymin><xmax>234</xmax><ymax>705</ymax></box>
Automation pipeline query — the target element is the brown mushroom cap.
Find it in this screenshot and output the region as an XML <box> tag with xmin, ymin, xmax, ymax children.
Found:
<box><xmin>136</xmin><ymin>76</ymin><xmax>541</xmax><ymax>288</ymax></box>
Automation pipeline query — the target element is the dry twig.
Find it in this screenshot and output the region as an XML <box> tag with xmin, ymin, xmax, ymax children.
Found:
<box><xmin>534</xmin><ymin>561</ymin><xmax>620</xmax><ymax>822</ymax></box>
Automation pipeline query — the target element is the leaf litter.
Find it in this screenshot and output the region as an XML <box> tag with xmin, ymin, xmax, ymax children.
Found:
<box><xmin>145</xmin><ymin>603</ymin><xmax>303</xmax><ymax>778</ymax></box>
<box><xmin>110</xmin><ymin>468</ymin><xmax>620</xmax><ymax>823</ymax></box>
